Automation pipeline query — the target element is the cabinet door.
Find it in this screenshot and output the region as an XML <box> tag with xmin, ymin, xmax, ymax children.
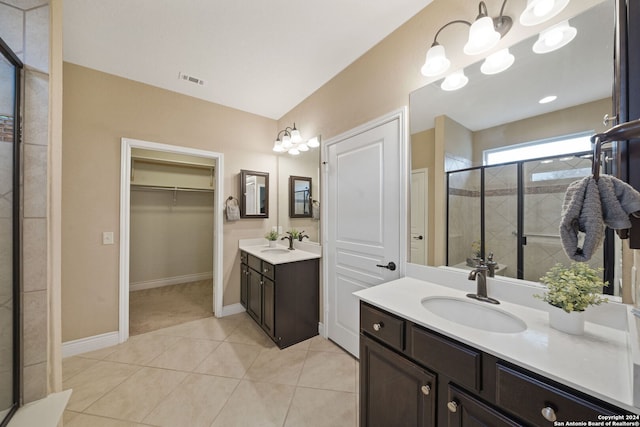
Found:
<box><xmin>447</xmin><ymin>384</ymin><xmax>521</xmax><ymax>427</ymax></box>
<box><xmin>240</xmin><ymin>264</ymin><xmax>249</xmax><ymax>308</ymax></box>
<box><xmin>360</xmin><ymin>335</ymin><xmax>435</xmax><ymax>427</ymax></box>
<box><xmin>247</xmin><ymin>269</ymin><xmax>262</xmax><ymax>323</ymax></box>
<box><xmin>262</xmin><ymin>277</ymin><xmax>275</xmax><ymax>337</ymax></box>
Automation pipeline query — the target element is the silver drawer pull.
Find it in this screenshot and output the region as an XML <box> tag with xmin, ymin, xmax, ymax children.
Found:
<box><xmin>372</xmin><ymin>322</ymin><xmax>383</xmax><ymax>331</ymax></box>
<box><xmin>541</xmin><ymin>406</ymin><xmax>557</xmax><ymax>422</ymax></box>
<box><xmin>420</xmin><ymin>385</ymin><xmax>431</xmax><ymax>396</ymax></box>
<box><xmin>447</xmin><ymin>401</ymin><xmax>458</xmax><ymax>413</ymax></box>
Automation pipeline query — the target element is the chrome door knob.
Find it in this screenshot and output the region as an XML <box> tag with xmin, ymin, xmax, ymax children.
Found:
<box><xmin>447</xmin><ymin>401</ymin><xmax>458</xmax><ymax>413</ymax></box>
<box><xmin>372</xmin><ymin>322</ymin><xmax>383</xmax><ymax>331</ymax></box>
<box><xmin>420</xmin><ymin>385</ymin><xmax>431</xmax><ymax>396</ymax></box>
<box><xmin>541</xmin><ymin>406</ymin><xmax>557</xmax><ymax>422</ymax></box>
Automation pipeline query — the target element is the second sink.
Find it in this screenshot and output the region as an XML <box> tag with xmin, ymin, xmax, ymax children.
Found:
<box><xmin>421</xmin><ymin>296</ymin><xmax>527</xmax><ymax>333</ymax></box>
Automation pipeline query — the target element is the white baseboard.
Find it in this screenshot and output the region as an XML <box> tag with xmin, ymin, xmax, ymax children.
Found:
<box><xmin>218</xmin><ymin>303</ymin><xmax>245</xmax><ymax>317</ymax></box>
<box><xmin>318</xmin><ymin>322</ymin><xmax>325</xmax><ymax>337</ymax></box>
<box><xmin>62</xmin><ymin>331</ymin><xmax>120</xmax><ymax>358</ymax></box>
<box><xmin>130</xmin><ymin>272</ymin><xmax>213</xmax><ymax>292</ymax></box>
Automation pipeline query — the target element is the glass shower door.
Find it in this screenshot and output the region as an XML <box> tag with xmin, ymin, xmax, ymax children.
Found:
<box><xmin>0</xmin><ymin>38</ymin><xmax>21</xmax><ymax>426</ymax></box>
<box><xmin>522</xmin><ymin>155</ymin><xmax>601</xmax><ymax>282</ymax></box>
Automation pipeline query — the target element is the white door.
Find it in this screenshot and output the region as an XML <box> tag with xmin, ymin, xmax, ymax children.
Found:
<box><xmin>324</xmin><ymin>111</ymin><xmax>406</xmax><ymax>357</ymax></box>
<box><xmin>410</xmin><ymin>169</ymin><xmax>427</xmax><ymax>265</ymax></box>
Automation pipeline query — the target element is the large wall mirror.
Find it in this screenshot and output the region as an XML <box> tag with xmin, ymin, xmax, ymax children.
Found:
<box><xmin>240</xmin><ymin>169</ymin><xmax>269</xmax><ymax>218</ymax></box>
<box><xmin>409</xmin><ymin>0</ymin><xmax>619</xmax><ymax>296</ymax></box>
<box><xmin>277</xmin><ymin>152</ymin><xmax>320</xmax><ymax>242</ymax></box>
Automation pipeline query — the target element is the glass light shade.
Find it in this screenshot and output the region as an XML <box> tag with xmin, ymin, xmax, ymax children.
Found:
<box><xmin>480</xmin><ymin>48</ymin><xmax>515</xmax><ymax>75</ymax></box>
<box><xmin>533</xmin><ymin>20</ymin><xmax>577</xmax><ymax>54</ymax></box>
<box><xmin>297</xmin><ymin>143</ymin><xmax>309</xmax><ymax>152</ymax></box>
<box><xmin>290</xmin><ymin>128</ymin><xmax>302</xmax><ymax>143</ymax></box>
<box><xmin>281</xmin><ymin>134</ymin><xmax>292</xmax><ymax>149</ymax></box>
<box><xmin>273</xmin><ymin>140</ymin><xmax>285</xmax><ymax>152</ymax></box>
<box><xmin>421</xmin><ymin>44</ymin><xmax>451</xmax><ymax>77</ymax></box>
<box><xmin>463</xmin><ymin>16</ymin><xmax>500</xmax><ymax>56</ymax></box>
<box><xmin>307</xmin><ymin>136</ymin><xmax>320</xmax><ymax>148</ymax></box>
<box><xmin>288</xmin><ymin>147</ymin><xmax>300</xmax><ymax>155</ymax></box>
<box><xmin>441</xmin><ymin>70</ymin><xmax>469</xmax><ymax>91</ymax></box>
<box><xmin>520</xmin><ymin>0</ymin><xmax>569</xmax><ymax>26</ymax></box>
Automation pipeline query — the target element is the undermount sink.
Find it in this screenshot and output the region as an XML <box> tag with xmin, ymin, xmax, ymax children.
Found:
<box><xmin>421</xmin><ymin>296</ymin><xmax>527</xmax><ymax>334</ymax></box>
<box><xmin>261</xmin><ymin>248</ymin><xmax>290</xmax><ymax>254</ymax></box>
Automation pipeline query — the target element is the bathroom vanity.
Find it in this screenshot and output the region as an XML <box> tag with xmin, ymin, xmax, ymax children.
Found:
<box><xmin>239</xmin><ymin>241</ymin><xmax>320</xmax><ymax>348</ymax></box>
<box><xmin>355</xmin><ymin>271</ymin><xmax>638</xmax><ymax>426</ymax></box>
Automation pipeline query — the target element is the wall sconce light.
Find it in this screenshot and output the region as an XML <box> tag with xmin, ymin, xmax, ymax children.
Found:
<box><xmin>441</xmin><ymin>70</ymin><xmax>469</xmax><ymax>91</ymax></box>
<box><xmin>272</xmin><ymin>124</ymin><xmax>319</xmax><ymax>155</ymax></box>
<box><xmin>480</xmin><ymin>48</ymin><xmax>515</xmax><ymax>75</ymax></box>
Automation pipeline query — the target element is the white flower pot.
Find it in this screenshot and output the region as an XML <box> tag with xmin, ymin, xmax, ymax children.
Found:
<box><xmin>268</xmin><ymin>240</ymin><xmax>276</xmax><ymax>248</ymax></box>
<box><xmin>548</xmin><ymin>306</ymin><xmax>585</xmax><ymax>335</ymax></box>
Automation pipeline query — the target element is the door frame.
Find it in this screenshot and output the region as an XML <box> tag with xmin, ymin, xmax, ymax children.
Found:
<box><xmin>119</xmin><ymin>137</ymin><xmax>224</xmax><ymax>343</ymax></box>
<box><xmin>320</xmin><ymin>107</ymin><xmax>409</xmax><ymax>338</ymax></box>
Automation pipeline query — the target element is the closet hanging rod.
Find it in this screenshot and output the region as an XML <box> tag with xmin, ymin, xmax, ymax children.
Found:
<box><xmin>131</xmin><ymin>185</ymin><xmax>214</xmax><ymax>193</ymax></box>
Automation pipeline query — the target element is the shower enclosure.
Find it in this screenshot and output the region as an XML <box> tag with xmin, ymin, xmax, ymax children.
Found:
<box><xmin>0</xmin><ymin>36</ymin><xmax>22</xmax><ymax>426</ymax></box>
<box><xmin>446</xmin><ymin>152</ymin><xmax>615</xmax><ymax>293</ymax></box>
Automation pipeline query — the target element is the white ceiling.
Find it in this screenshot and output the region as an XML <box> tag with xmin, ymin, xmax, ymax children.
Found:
<box><xmin>63</xmin><ymin>0</ymin><xmax>432</xmax><ymax>120</ymax></box>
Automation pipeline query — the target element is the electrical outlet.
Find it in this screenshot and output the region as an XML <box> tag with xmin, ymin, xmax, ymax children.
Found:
<box><xmin>102</xmin><ymin>231</ymin><xmax>114</xmax><ymax>245</ymax></box>
<box><xmin>278</xmin><ymin>226</ymin><xmax>283</xmax><ymax>234</ymax></box>
<box><xmin>272</xmin><ymin>226</ymin><xmax>278</xmax><ymax>233</ymax></box>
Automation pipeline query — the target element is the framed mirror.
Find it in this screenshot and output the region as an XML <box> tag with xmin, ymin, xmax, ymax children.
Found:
<box><xmin>289</xmin><ymin>175</ymin><xmax>312</xmax><ymax>218</ymax></box>
<box><xmin>240</xmin><ymin>169</ymin><xmax>269</xmax><ymax>218</ymax></box>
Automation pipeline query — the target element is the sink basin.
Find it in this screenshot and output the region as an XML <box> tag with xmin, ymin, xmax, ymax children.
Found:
<box><xmin>421</xmin><ymin>296</ymin><xmax>527</xmax><ymax>333</ymax></box>
<box><xmin>261</xmin><ymin>248</ymin><xmax>290</xmax><ymax>254</ymax></box>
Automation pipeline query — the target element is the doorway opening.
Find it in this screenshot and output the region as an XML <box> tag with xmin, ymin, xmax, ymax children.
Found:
<box><xmin>119</xmin><ymin>138</ymin><xmax>224</xmax><ymax>343</ymax></box>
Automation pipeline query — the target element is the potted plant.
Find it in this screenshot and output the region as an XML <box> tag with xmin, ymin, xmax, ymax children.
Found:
<box><xmin>288</xmin><ymin>229</ymin><xmax>300</xmax><ymax>240</ymax></box>
<box><xmin>265</xmin><ymin>230</ymin><xmax>279</xmax><ymax>247</ymax></box>
<box><xmin>534</xmin><ymin>262</ymin><xmax>608</xmax><ymax>335</ymax></box>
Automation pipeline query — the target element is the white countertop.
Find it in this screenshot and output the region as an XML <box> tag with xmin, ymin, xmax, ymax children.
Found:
<box><xmin>354</xmin><ymin>275</ymin><xmax>637</xmax><ymax>413</ymax></box>
<box><xmin>239</xmin><ymin>238</ymin><xmax>321</xmax><ymax>265</ymax></box>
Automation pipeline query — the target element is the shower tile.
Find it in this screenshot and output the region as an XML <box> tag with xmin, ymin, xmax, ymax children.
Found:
<box><xmin>0</xmin><ymin>4</ymin><xmax>23</xmax><ymax>54</ymax></box>
<box><xmin>23</xmin><ymin>144</ymin><xmax>48</xmax><ymax>217</ymax></box>
<box><xmin>23</xmin><ymin>218</ymin><xmax>46</xmax><ymax>292</ymax></box>
<box><xmin>24</xmin><ymin>5</ymin><xmax>49</xmax><ymax>72</ymax></box>
<box><xmin>23</xmin><ymin>71</ymin><xmax>49</xmax><ymax>147</ymax></box>
<box><xmin>23</xmin><ymin>290</ymin><xmax>47</xmax><ymax>365</ymax></box>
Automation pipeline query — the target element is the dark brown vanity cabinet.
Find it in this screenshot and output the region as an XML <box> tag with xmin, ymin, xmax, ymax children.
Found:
<box><xmin>240</xmin><ymin>251</ymin><xmax>319</xmax><ymax>348</ymax></box>
<box><xmin>359</xmin><ymin>301</ymin><xmax>631</xmax><ymax>427</ymax></box>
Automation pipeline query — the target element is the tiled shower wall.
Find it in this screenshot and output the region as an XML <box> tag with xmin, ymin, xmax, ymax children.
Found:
<box><xmin>0</xmin><ymin>0</ymin><xmax>51</xmax><ymax>403</ymax></box>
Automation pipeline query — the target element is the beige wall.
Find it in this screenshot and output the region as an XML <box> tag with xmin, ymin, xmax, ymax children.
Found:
<box><xmin>62</xmin><ymin>63</ymin><xmax>278</xmax><ymax>342</ymax></box>
<box><xmin>472</xmin><ymin>98</ymin><xmax>611</xmax><ymax>165</ymax></box>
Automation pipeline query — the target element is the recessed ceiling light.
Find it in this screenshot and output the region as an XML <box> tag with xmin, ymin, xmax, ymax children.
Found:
<box><xmin>539</xmin><ymin>95</ymin><xmax>557</xmax><ymax>104</ymax></box>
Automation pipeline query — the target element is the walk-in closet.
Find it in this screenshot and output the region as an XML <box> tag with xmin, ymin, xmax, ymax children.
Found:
<box><xmin>129</xmin><ymin>148</ymin><xmax>216</xmax><ymax>334</ymax></box>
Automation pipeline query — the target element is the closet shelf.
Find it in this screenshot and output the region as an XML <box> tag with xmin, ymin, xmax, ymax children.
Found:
<box><xmin>132</xmin><ymin>156</ymin><xmax>215</xmax><ymax>170</ymax></box>
<box><xmin>131</xmin><ymin>184</ymin><xmax>214</xmax><ymax>193</ymax></box>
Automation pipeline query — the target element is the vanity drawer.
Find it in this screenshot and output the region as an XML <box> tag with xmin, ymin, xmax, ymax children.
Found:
<box><xmin>409</xmin><ymin>325</ymin><xmax>481</xmax><ymax>392</ymax></box>
<box><xmin>496</xmin><ymin>363</ymin><xmax>622</xmax><ymax>424</ymax></box>
<box><xmin>360</xmin><ymin>303</ymin><xmax>405</xmax><ymax>351</ymax></box>
<box><xmin>261</xmin><ymin>261</ymin><xmax>275</xmax><ymax>280</ymax></box>
<box><xmin>247</xmin><ymin>253</ymin><xmax>262</xmax><ymax>273</ymax></box>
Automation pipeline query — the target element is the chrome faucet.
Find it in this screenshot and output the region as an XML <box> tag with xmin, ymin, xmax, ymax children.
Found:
<box><xmin>281</xmin><ymin>232</ymin><xmax>295</xmax><ymax>250</ymax></box>
<box><xmin>467</xmin><ymin>260</ymin><xmax>500</xmax><ymax>305</ymax></box>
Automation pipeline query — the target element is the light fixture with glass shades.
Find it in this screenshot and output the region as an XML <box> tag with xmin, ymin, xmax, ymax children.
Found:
<box><xmin>520</xmin><ymin>0</ymin><xmax>570</xmax><ymax>26</ymax></box>
<box><xmin>420</xmin><ymin>0</ymin><xmax>575</xmax><ymax>91</ymax></box>
<box><xmin>441</xmin><ymin>70</ymin><xmax>469</xmax><ymax>91</ymax></box>
<box><xmin>272</xmin><ymin>123</ymin><xmax>320</xmax><ymax>155</ymax></box>
<box><xmin>532</xmin><ymin>20</ymin><xmax>577</xmax><ymax>54</ymax></box>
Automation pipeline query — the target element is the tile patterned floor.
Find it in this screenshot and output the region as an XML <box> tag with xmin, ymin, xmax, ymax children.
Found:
<box><xmin>62</xmin><ymin>313</ymin><xmax>359</xmax><ymax>427</ymax></box>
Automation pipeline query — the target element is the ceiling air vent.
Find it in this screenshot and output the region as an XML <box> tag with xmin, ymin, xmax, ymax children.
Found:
<box><xmin>178</xmin><ymin>72</ymin><xmax>206</xmax><ymax>86</ymax></box>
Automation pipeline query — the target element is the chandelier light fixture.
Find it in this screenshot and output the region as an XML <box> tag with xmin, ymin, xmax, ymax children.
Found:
<box><xmin>421</xmin><ymin>0</ymin><xmax>573</xmax><ymax>91</ymax></box>
<box><xmin>272</xmin><ymin>123</ymin><xmax>320</xmax><ymax>155</ymax></box>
